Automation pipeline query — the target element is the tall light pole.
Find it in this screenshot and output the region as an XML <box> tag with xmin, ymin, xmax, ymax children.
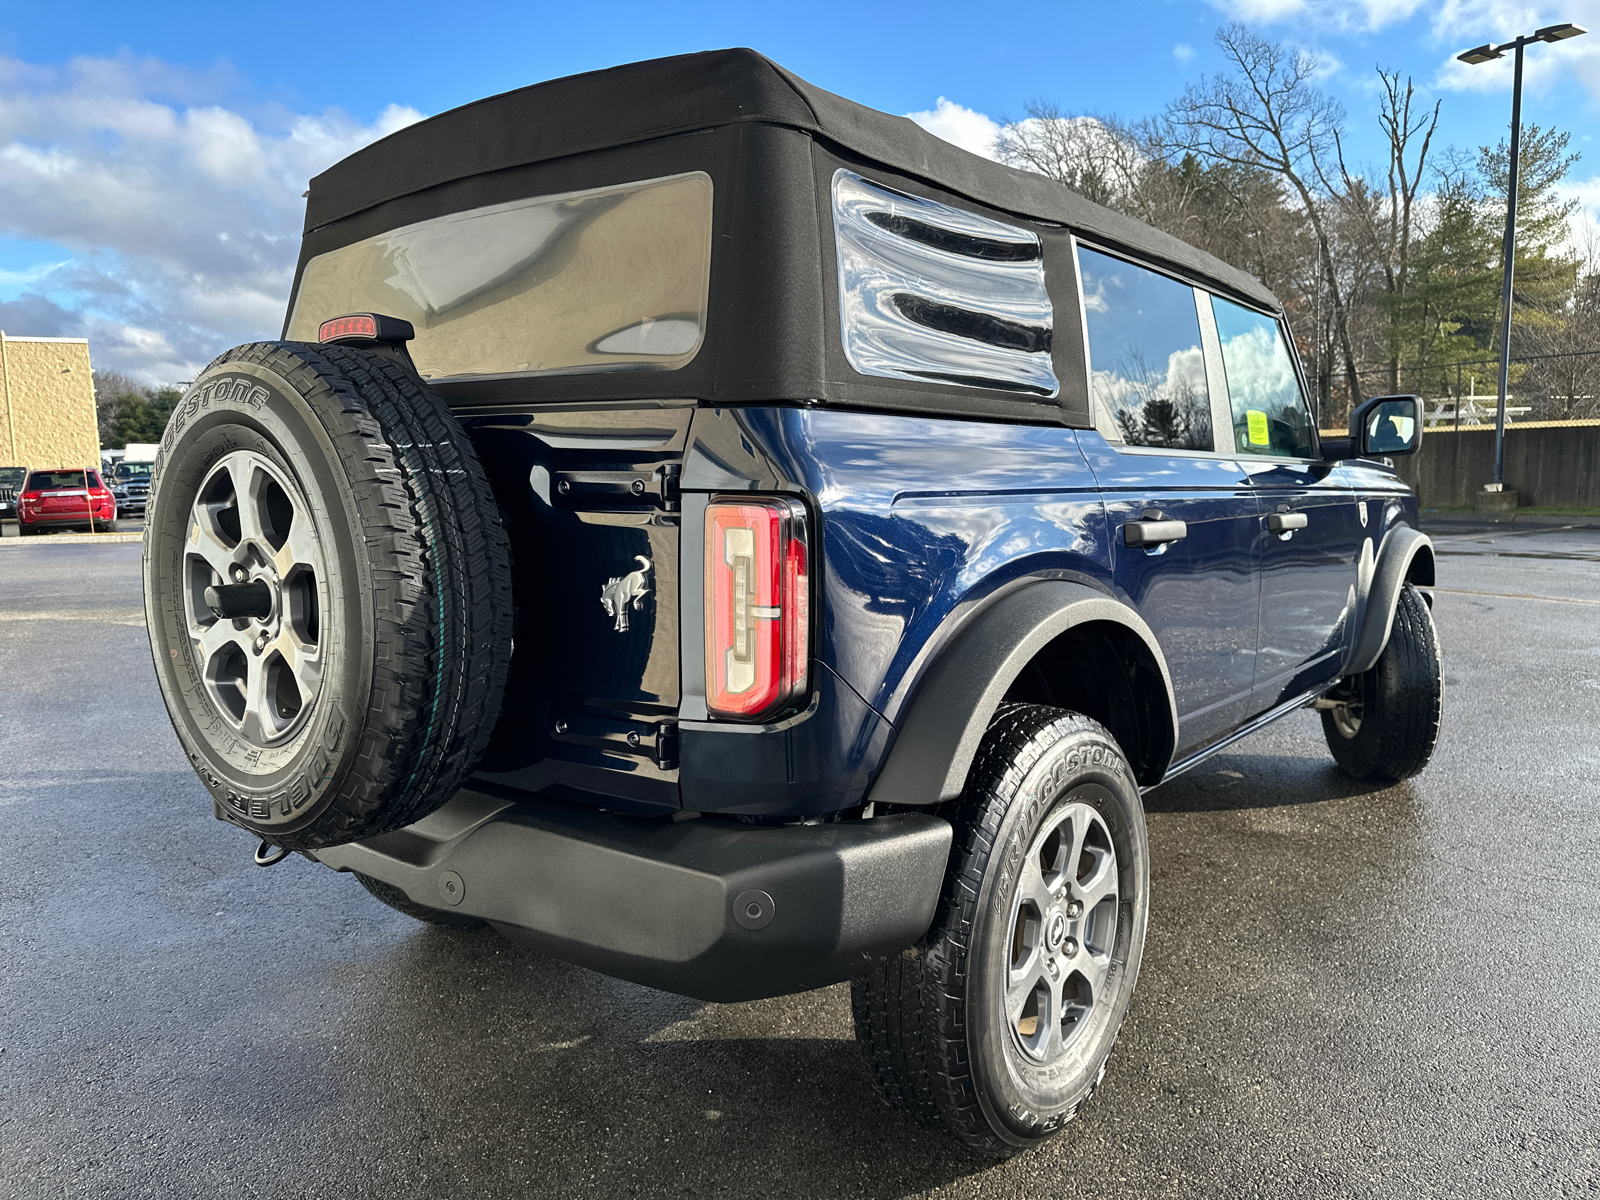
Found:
<box><xmin>1458</xmin><ymin>22</ymin><xmax>1586</xmax><ymax>500</ymax></box>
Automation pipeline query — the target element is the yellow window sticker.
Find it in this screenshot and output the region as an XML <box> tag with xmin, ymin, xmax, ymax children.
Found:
<box><xmin>1246</xmin><ymin>409</ymin><xmax>1269</xmax><ymax>446</ymax></box>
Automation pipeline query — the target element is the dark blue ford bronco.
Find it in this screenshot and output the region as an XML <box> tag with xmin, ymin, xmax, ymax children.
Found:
<box><xmin>143</xmin><ymin>50</ymin><xmax>1441</xmax><ymax>1157</ymax></box>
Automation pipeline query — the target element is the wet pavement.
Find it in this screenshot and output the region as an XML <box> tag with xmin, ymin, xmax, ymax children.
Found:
<box><xmin>1</xmin><ymin>525</ymin><xmax>1597</xmax><ymax>1199</ymax></box>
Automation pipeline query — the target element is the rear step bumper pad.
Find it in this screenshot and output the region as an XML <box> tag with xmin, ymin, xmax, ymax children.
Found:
<box><xmin>309</xmin><ymin>789</ymin><xmax>953</xmax><ymax>1002</ymax></box>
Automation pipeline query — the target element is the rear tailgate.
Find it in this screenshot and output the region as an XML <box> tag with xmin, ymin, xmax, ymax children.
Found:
<box><xmin>466</xmin><ymin>406</ymin><xmax>689</xmax><ymax>814</ymax></box>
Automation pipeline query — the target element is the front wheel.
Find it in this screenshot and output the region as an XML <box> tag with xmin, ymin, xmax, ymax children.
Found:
<box><xmin>1321</xmin><ymin>583</ymin><xmax>1441</xmax><ymax>782</ymax></box>
<box><xmin>852</xmin><ymin>703</ymin><xmax>1150</xmax><ymax>1157</ymax></box>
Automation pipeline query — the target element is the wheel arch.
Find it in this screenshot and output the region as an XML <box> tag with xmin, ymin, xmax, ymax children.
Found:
<box><xmin>1347</xmin><ymin>525</ymin><xmax>1434</xmax><ymax>677</ymax></box>
<box><xmin>867</xmin><ymin>581</ymin><xmax>1179</xmax><ymax>805</ymax></box>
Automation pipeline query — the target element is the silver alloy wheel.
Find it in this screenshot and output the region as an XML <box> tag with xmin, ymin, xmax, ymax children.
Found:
<box><xmin>1329</xmin><ymin>697</ymin><xmax>1363</xmax><ymax>740</ymax></box>
<box><xmin>182</xmin><ymin>450</ymin><xmax>328</xmax><ymax>749</ymax></box>
<box><xmin>1003</xmin><ymin>798</ymin><xmax>1120</xmax><ymax>1065</ymax></box>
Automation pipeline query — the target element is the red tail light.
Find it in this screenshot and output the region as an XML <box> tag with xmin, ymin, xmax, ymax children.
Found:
<box><xmin>704</xmin><ymin>497</ymin><xmax>809</xmax><ymax>720</ymax></box>
<box><xmin>319</xmin><ymin>314</ymin><xmax>377</xmax><ymax>341</ymax></box>
<box><xmin>20</xmin><ymin>491</ymin><xmax>41</xmax><ymax>502</ymax></box>
<box><xmin>318</xmin><ymin>312</ymin><xmax>415</xmax><ymax>345</ymax></box>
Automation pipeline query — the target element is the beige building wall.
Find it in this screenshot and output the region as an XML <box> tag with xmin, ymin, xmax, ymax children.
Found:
<box><xmin>0</xmin><ymin>334</ymin><xmax>101</xmax><ymax>470</ymax></box>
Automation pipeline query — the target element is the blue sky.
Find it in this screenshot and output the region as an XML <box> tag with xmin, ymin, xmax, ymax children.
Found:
<box><xmin>1</xmin><ymin>0</ymin><xmax>1596</xmax><ymax>380</ymax></box>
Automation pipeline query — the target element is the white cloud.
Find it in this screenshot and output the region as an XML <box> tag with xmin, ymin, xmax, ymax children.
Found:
<box><xmin>1174</xmin><ymin>44</ymin><xmax>1197</xmax><ymax>62</ymax></box>
<box><xmin>0</xmin><ymin>52</ymin><xmax>422</xmax><ymax>382</ymax></box>
<box><xmin>1307</xmin><ymin>50</ymin><xmax>1346</xmax><ymax>80</ymax></box>
<box><xmin>1205</xmin><ymin>0</ymin><xmax>1428</xmax><ymax>30</ymax></box>
<box><xmin>1430</xmin><ymin>1</ymin><xmax>1600</xmax><ymax>102</ymax></box>
<box><xmin>1555</xmin><ymin>175</ymin><xmax>1600</xmax><ymax>262</ymax></box>
<box><xmin>905</xmin><ymin>96</ymin><xmax>1003</xmax><ymax>161</ymax></box>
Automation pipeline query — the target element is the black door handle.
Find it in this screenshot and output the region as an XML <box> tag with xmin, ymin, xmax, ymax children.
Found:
<box><xmin>1124</xmin><ymin>519</ymin><xmax>1188</xmax><ymax>547</ymax></box>
<box><xmin>1267</xmin><ymin>511</ymin><xmax>1309</xmax><ymax>533</ymax></box>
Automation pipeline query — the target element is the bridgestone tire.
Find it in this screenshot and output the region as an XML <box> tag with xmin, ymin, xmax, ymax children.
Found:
<box><xmin>852</xmin><ymin>703</ymin><xmax>1151</xmax><ymax>1157</ymax></box>
<box><xmin>143</xmin><ymin>341</ymin><xmax>513</xmax><ymax>850</ymax></box>
<box><xmin>1321</xmin><ymin>583</ymin><xmax>1442</xmax><ymax>782</ymax></box>
<box><xmin>354</xmin><ymin>872</ymin><xmax>485</xmax><ymax>929</ymax></box>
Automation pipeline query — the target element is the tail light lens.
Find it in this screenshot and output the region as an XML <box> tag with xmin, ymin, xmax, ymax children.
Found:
<box><xmin>20</xmin><ymin>491</ymin><xmax>41</xmax><ymax>502</ymax></box>
<box><xmin>704</xmin><ymin>497</ymin><xmax>809</xmax><ymax>720</ymax></box>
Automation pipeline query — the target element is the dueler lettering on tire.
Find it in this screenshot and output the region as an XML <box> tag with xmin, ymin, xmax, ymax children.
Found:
<box><xmin>143</xmin><ymin>341</ymin><xmax>513</xmax><ymax>850</ymax></box>
<box><xmin>852</xmin><ymin>703</ymin><xmax>1151</xmax><ymax>1157</ymax></box>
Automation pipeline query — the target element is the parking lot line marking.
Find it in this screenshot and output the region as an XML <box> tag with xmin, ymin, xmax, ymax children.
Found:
<box><xmin>1433</xmin><ymin>586</ymin><xmax>1600</xmax><ymax>607</ymax></box>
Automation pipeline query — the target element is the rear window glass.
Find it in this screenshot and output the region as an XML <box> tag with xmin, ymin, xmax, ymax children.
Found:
<box><xmin>287</xmin><ymin>172</ymin><xmax>714</xmax><ymax>383</ymax></box>
<box><xmin>1210</xmin><ymin>296</ymin><xmax>1314</xmax><ymax>459</ymax></box>
<box><xmin>1078</xmin><ymin>247</ymin><xmax>1212</xmax><ymax>452</ymax></box>
<box><xmin>27</xmin><ymin>471</ymin><xmax>91</xmax><ymax>490</ymax></box>
<box><xmin>832</xmin><ymin>170</ymin><xmax>1057</xmax><ymax>397</ymax></box>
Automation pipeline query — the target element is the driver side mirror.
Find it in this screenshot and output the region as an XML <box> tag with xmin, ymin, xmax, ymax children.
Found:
<box><xmin>1322</xmin><ymin>394</ymin><xmax>1422</xmax><ymax>461</ymax></box>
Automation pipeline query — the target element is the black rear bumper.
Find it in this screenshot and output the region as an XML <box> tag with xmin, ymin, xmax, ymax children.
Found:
<box><xmin>309</xmin><ymin>788</ymin><xmax>952</xmax><ymax>1002</ymax></box>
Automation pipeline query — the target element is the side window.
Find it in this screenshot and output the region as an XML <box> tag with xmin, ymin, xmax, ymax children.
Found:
<box><xmin>1077</xmin><ymin>247</ymin><xmax>1212</xmax><ymax>451</ymax></box>
<box><xmin>1211</xmin><ymin>295</ymin><xmax>1315</xmax><ymax>459</ymax></box>
<box><xmin>832</xmin><ymin>170</ymin><xmax>1057</xmax><ymax>397</ymax></box>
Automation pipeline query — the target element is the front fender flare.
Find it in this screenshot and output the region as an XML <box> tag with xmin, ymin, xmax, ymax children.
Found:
<box><xmin>1347</xmin><ymin>525</ymin><xmax>1434</xmax><ymax>676</ymax></box>
<box><xmin>867</xmin><ymin>581</ymin><xmax>1178</xmax><ymax>806</ymax></box>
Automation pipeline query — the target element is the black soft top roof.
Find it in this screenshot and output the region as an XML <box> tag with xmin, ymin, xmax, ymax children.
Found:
<box><xmin>305</xmin><ymin>48</ymin><xmax>1278</xmax><ymax>312</ymax></box>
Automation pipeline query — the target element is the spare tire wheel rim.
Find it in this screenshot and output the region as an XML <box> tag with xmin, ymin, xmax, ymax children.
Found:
<box><xmin>183</xmin><ymin>449</ymin><xmax>328</xmax><ymax>748</ymax></box>
<box><xmin>1003</xmin><ymin>796</ymin><xmax>1120</xmax><ymax>1066</ymax></box>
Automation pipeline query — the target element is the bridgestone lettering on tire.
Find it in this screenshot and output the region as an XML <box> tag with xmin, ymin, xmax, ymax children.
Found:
<box><xmin>1321</xmin><ymin>582</ymin><xmax>1442</xmax><ymax>782</ymax></box>
<box><xmin>852</xmin><ymin>703</ymin><xmax>1151</xmax><ymax>1157</ymax></box>
<box><xmin>143</xmin><ymin>342</ymin><xmax>513</xmax><ymax>850</ymax></box>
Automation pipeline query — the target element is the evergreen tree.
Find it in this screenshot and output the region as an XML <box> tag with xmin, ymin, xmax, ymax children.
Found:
<box><xmin>108</xmin><ymin>386</ymin><xmax>180</xmax><ymax>446</ymax></box>
<box><xmin>1477</xmin><ymin>124</ymin><xmax>1581</xmax><ymax>356</ymax></box>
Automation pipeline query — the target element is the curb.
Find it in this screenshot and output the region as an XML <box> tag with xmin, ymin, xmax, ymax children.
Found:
<box><xmin>1421</xmin><ymin>512</ymin><xmax>1600</xmax><ymax>533</ymax></box>
<box><xmin>0</xmin><ymin>532</ymin><xmax>143</xmax><ymax>546</ymax></box>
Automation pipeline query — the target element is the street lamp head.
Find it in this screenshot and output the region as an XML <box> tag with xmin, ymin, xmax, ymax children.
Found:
<box><xmin>1458</xmin><ymin>43</ymin><xmax>1505</xmax><ymax>64</ymax></box>
<box><xmin>1535</xmin><ymin>23</ymin><xmax>1588</xmax><ymax>42</ymax></box>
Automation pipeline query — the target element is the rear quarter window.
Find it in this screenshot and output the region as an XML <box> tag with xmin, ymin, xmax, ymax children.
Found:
<box><xmin>832</xmin><ymin>170</ymin><xmax>1057</xmax><ymax>397</ymax></box>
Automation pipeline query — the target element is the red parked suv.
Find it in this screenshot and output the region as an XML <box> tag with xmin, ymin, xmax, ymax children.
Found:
<box><xmin>16</xmin><ymin>468</ymin><xmax>117</xmax><ymax>535</ymax></box>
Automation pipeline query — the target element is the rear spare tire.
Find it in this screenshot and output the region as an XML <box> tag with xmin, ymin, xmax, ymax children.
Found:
<box><xmin>143</xmin><ymin>341</ymin><xmax>512</xmax><ymax>850</ymax></box>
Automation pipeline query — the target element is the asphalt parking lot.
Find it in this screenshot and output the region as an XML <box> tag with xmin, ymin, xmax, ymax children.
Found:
<box><xmin>1</xmin><ymin>520</ymin><xmax>1597</xmax><ymax>1199</ymax></box>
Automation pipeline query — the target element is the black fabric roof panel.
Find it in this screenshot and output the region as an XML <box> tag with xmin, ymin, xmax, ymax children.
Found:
<box><xmin>305</xmin><ymin>48</ymin><xmax>1280</xmax><ymax>312</ymax></box>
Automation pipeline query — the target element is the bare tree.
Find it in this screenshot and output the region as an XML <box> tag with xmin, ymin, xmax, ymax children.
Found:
<box><xmin>1166</xmin><ymin>24</ymin><xmax>1364</xmax><ymax>413</ymax></box>
<box><xmin>993</xmin><ymin>103</ymin><xmax>1148</xmax><ymax>209</ymax></box>
<box><xmin>1331</xmin><ymin>71</ymin><xmax>1441</xmax><ymax>393</ymax></box>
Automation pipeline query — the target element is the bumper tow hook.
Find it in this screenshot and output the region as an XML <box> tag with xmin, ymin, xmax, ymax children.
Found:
<box><xmin>253</xmin><ymin>840</ymin><xmax>291</xmax><ymax>867</ymax></box>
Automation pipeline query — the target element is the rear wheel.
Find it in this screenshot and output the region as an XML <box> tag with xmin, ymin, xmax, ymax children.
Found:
<box><xmin>1321</xmin><ymin>583</ymin><xmax>1441</xmax><ymax>782</ymax></box>
<box><xmin>852</xmin><ymin>703</ymin><xmax>1150</xmax><ymax>1157</ymax></box>
<box><xmin>143</xmin><ymin>341</ymin><xmax>513</xmax><ymax>851</ymax></box>
<box><xmin>354</xmin><ymin>872</ymin><xmax>484</xmax><ymax>929</ymax></box>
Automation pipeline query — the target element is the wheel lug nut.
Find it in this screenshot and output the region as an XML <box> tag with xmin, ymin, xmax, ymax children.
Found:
<box><xmin>1064</xmin><ymin>938</ymin><xmax>1078</xmax><ymax>956</ymax></box>
<box><xmin>1068</xmin><ymin>901</ymin><xmax>1082</xmax><ymax>918</ymax></box>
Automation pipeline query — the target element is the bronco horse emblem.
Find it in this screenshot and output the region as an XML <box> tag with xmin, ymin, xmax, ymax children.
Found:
<box><xmin>600</xmin><ymin>556</ymin><xmax>652</xmax><ymax>632</ymax></box>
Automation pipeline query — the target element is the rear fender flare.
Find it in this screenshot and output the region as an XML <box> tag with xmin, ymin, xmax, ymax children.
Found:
<box><xmin>867</xmin><ymin>581</ymin><xmax>1178</xmax><ymax>806</ymax></box>
<box><xmin>1348</xmin><ymin>525</ymin><xmax>1434</xmax><ymax>676</ymax></box>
